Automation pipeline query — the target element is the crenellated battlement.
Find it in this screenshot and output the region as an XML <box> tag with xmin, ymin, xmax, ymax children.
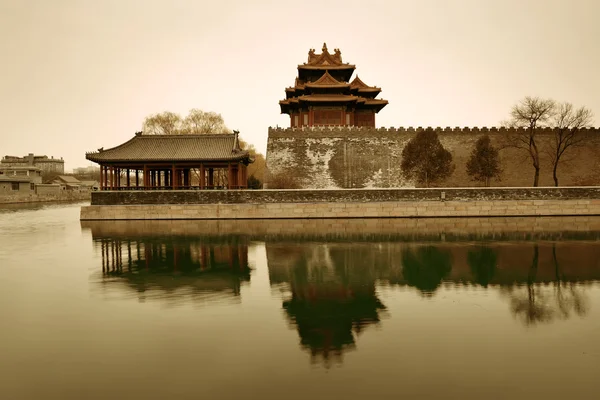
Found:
<box><xmin>268</xmin><ymin>125</ymin><xmax>600</xmax><ymax>136</ymax></box>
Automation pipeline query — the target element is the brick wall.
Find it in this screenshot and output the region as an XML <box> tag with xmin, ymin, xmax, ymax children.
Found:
<box><xmin>265</xmin><ymin>126</ymin><xmax>600</xmax><ymax>188</ymax></box>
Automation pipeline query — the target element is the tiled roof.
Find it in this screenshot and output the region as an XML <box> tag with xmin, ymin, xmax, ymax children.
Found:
<box><xmin>86</xmin><ymin>134</ymin><xmax>250</xmax><ymax>163</ymax></box>
<box><xmin>56</xmin><ymin>175</ymin><xmax>82</xmax><ymax>183</ymax></box>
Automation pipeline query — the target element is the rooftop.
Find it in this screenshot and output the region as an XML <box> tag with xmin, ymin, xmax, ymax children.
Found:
<box><xmin>86</xmin><ymin>133</ymin><xmax>251</xmax><ymax>163</ymax></box>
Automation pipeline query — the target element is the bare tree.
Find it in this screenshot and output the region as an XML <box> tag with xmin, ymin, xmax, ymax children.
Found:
<box><xmin>142</xmin><ymin>112</ymin><xmax>182</xmax><ymax>135</ymax></box>
<box><xmin>182</xmin><ymin>109</ymin><xmax>229</xmax><ymax>134</ymax></box>
<box><xmin>505</xmin><ymin>97</ymin><xmax>555</xmax><ymax>187</ymax></box>
<box><xmin>547</xmin><ymin>103</ymin><xmax>594</xmax><ymax>186</ymax></box>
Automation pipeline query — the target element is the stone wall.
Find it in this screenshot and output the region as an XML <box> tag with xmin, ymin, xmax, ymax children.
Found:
<box><xmin>0</xmin><ymin>190</ymin><xmax>90</xmax><ymax>204</ymax></box>
<box><xmin>81</xmin><ymin>198</ymin><xmax>600</xmax><ymax>220</ymax></box>
<box><xmin>91</xmin><ymin>187</ymin><xmax>600</xmax><ymax>205</ymax></box>
<box><xmin>81</xmin><ymin>216</ymin><xmax>600</xmax><ymax>241</ymax></box>
<box><xmin>265</xmin><ymin>126</ymin><xmax>600</xmax><ymax>188</ymax></box>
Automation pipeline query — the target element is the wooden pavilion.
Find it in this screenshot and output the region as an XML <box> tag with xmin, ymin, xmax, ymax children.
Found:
<box><xmin>85</xmin><ymin>132</ymin><xmax>252</xmax><ymax>190</ymax></box>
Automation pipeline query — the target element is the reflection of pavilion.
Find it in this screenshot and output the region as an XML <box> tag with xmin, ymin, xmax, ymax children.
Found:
<box><xmin>92</xmin><ymin>235</ymin><xmax>251</xmax><ymax>305</ymax></box>
<box><xmin>267</xmin><ymin>243</ymin><xmax>387</xmax><ymax>366</ymax></box>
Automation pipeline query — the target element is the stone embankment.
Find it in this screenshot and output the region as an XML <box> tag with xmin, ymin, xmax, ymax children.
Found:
<box><xmin>1</xmin><ymin>191</ymin><xmax>90</xmax><ymax>205</ymax></box>
<box><xmin>80</xmin><ymin>187</ymin><xmax>600</xmax><ymax>220</ymax></box>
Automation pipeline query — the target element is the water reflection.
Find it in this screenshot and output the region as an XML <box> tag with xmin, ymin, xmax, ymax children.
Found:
<box><xmin>83</xmin><ymin>219</ymin><xmax>600</xmax><ymax>367</ymax></box>
<box><xmin>268</xmin><ymin>244</ymin><xmax>387</xmax><ymax>366</ymax></box>
<box><xmin>92</xmin><ymin>236</ymin><xmax>251</xmax><ymax>305</ymax></box>
<box><xmin>501</xmin><ymin>244</ymin><xmax>589</xmax><ymax>325</ymax></box>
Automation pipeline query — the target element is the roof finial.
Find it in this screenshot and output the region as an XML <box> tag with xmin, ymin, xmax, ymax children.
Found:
<box><xmin>233</xmin><ymin>130</ymin><xmax>240</xmax><ymax>151</ymax></box>
<box><xmin>322</xmin><ymin>42</ymin><xmax>328</xmax><ymax>52</ymax></box>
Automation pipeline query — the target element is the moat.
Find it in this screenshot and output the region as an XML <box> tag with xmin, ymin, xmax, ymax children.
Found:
<box><xmin>1</xmin><ymin>202</ymin><xmax>599</xmax><ymax>399</ymax></box>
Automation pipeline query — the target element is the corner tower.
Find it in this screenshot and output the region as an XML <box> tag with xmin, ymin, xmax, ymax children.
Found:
<box><xmin>279</xmin><ymin>43</ymin><xmax>388</xmax><ymax>128</ymax></box>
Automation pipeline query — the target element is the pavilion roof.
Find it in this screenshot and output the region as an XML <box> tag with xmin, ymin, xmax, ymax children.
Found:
<box><xmin>85</xmin><ymin>133</ymin><xmax>250</xmax><ymax>163</ymax></box>
<box><xmin>350</xmin><ymin>76</ymin><xmax>381</xmax><ymax>93</ymax></box>
<box><xmin>305</xmin><ymin>71</ymin><xmax>350</xmax><ymax>89</ymax></box>
<box><xmin>298</xmin><ymin>43</ymin><xmax>355</xmax><ymax>74</ymax></box>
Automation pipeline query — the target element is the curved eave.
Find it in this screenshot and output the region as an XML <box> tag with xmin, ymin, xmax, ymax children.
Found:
<box><xmin>353</xmin><ymin>88</ymin><xmax>381</xmax><ymax>94</ymax></box>
<box><xmin>297</xmin><ymin>95</ymin><xmax>359</xmax><ymax>103</ymax></box>
<box><xmin>85</xmin><ymin>153</ymin><xmax>251</xmax><ymax>164</ymax></box>
<box><xmin>362</xmin><ymin>100</ymin><xmax>389</xmax><ymax>113</ymax></box>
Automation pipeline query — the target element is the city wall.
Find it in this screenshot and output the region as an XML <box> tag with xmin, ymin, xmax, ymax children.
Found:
<box><xmin>81</xmin><ymin>187</ymin><xmax>600</xmax><ymax>220</ymax></box>
<box><xmin>265</xmin><ymin>126</ymin><xmax>600</xmax><ymax>188</ymax></box>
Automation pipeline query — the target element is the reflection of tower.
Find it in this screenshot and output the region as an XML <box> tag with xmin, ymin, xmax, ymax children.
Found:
<box><xmin>267</xmin><ymin>242</ymin><xmax>387</xmax><ymax>367</ymax></box>
<box><xmin>94</xmin><ymin>235</ymin><xmax>251</xmax><ymax>304</ymax></box>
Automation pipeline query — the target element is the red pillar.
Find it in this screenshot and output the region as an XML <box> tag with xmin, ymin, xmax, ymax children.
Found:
<box><xmin>227</xmin><ymin>163</ymin><xmax>233</xmax><ymax>189</ymax></box>
<box><xmin>200</xmin><ymin>164</ymin><xmax>205</xmax><ymax>189</ymax></box>
<box><xmin>172</xmin><ymin>165</ymin><xmax>176</xmax><ymax>189</ymax></box>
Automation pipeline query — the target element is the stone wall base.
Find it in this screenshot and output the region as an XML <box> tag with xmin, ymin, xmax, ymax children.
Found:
<box><xmin>1</xmin><ymin>191</ymin><xmax>90</xmax><ymax>205</ymax></box>
<box><xmin>80</xmin><ymin>199</ymin><xmax>600</xmax><ymax>220</ymax></box>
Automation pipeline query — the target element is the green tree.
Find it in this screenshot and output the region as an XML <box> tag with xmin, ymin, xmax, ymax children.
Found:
<box><xmin>401</xmin><ymin>129</ymin><xmax>454</xmax><ymax>187</ymax></box>
<box><xmin>466</xmin><ymin>135</ymin><xmax>502</xmax><ymax>186</ymax></box>
<box><xmin>548</xmin><ymin>102</ymin><xmax>594</xmax><ymax>187</ymax></box>
<box><xmin>504</xmin><ymin>96</ymin><xmax>555</xmax><ymax>187</ymax></box>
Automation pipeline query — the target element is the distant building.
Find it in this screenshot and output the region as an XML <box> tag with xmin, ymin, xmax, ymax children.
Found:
<box><xmin>52</xmin><ymin>175</ymin><xmax>82</xmax><ymax>190</ymax></box>
<box><xmin>1</xmin><ymin>153</ymin><xmax>64</xmax><ymax>174</ymax></box>
<box><xmin>0</xmin><ymin>176</ymin><xmax>35</xmax><ymax>195</ymax></box>
<box><xmin>79</xmin><ymin>180</ymin><xmax>100</xmax><ymax>191</ymax></box>
<box><xmin>0</xmin><ymin>165</ymin><xmax>42</xmax><ymax>184</ymax></box>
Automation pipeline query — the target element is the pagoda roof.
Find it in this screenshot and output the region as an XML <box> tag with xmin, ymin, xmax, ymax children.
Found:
<box><xmin>350</xmin><ymin>76</ymin><xmax>381</xmax><ymax>93</ymax></box>
<box><xmin>85</xmin><ymin>133</ymin><xmax>250</xmax><ymax>163</ymax></box>
<box><xmin>305</xmin><ymin>71</ymin><xmax>350</xmax><ymax>89</ymax></box>
<box><xmin>298</xmin><ymin>43</ymin><xmax>355</xmax><ymax>71</ymax></box>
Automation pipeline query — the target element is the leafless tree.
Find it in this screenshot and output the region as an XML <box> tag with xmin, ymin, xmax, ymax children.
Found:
<box><xmin>181</xmin><ymin>109</ymin><xmax>229</xmax><ymax>134</ymax></box>
<box><xmin>142</xmin><ymin>111</ymin><xmax>182</xmax><ymax>135</ymax></box>
<box><xmin>547</xmin><ymin>103</ymin><xmax>594</xmax><ymax>186</ymax></box>
<box><xmin>505</xmin><ymin>97</ymin><xmax>556</xmax><ymax>187</ymax></box>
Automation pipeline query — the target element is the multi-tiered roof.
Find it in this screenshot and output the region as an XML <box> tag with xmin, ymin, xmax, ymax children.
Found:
<box><xmin>279</xmin><ymin>43</ymin><xmax>388</xmax><ymax>127</ymax></box>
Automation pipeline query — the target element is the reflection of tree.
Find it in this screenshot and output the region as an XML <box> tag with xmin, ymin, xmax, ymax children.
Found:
<box><xmin>467</xmin><ymin>246</ymin><xmax>497</xmax><ymax>287</ymax></box>
<box><xmin>552</xmin><ymin>244</ymin><xmax>588</xmax><ymax>319</ymax></box>
<box><xmin>401</xmin><ymin>246</ymin><xmax>452</xmax><ymax>296</ymax></box>
<box><xmin>505</xmin><ymin>244</ymin><xmax>589</xmax><ymax>326</ymax></box>
<box><xmin>94</xmin><ymin>237</ymin><xmax>251</xmax><ymax>305</ymax></box>
<box><xmin>272</xmin><ymin>245</ymin><xmax>387</xmax><ymax>367</ymax></box>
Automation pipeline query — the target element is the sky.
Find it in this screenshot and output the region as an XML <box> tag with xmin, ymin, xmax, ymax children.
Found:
<box><xmin>1</xmin><ymin>0</ymin><xmax>599</xmax><ymax>171</ymax></box>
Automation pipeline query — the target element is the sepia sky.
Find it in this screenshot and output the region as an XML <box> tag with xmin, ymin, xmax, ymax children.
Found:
<box><xmin>1</xmin><ymin>0</ymin><xmax>599</xmax><ymax>170</ymax></box>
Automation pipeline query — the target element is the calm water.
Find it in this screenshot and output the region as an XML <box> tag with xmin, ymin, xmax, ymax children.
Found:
<box><xmin>1</xmin><ymin>202</ymin><xmax>600</xmax><ymax>400</ymax></box>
